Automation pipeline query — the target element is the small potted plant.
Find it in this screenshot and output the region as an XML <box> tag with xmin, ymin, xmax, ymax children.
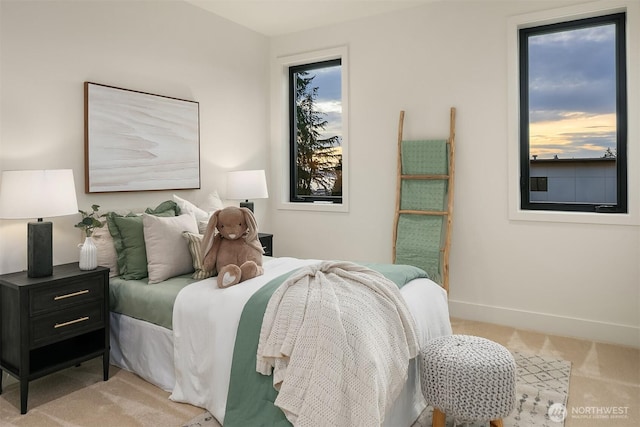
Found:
<box><xmin>75</xmin><ymin>204</ymin><xmax>104</xmax><ymax>237</ymax></box>
<box><xmin>75</xmin><ymin>204</ymin><xmax>104</xmax><ymax>270</ymax></box>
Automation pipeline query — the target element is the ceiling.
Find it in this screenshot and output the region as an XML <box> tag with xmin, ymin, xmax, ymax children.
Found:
<box><xmin>183</xmin><ymin>0</ymin><xmax>435</xmax><ymax>36</ymax></box>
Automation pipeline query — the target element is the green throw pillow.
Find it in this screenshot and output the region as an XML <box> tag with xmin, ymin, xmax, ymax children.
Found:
<box><xmin>106</xmin><ymin>201</ymin><xmax>180</xmax><ymax>280</ymax></box>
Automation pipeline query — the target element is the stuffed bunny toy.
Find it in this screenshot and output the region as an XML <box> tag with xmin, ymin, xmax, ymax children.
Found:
<box><xmin>201</xmin><ymin>206</ymin><xmax>264</xmax><ymax>288</ymax></box>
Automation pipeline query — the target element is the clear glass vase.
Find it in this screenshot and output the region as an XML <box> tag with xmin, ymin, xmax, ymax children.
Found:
<box><xmin>79</xmin><ymin>236</ymin><xmax>98</xmax><ymax>270</ymax></box>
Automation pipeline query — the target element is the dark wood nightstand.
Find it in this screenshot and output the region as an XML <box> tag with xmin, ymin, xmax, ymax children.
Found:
<box><xmin>0</xmin><ymin>263</ymin><xmax>110</xmax><ymax>414</ymax></box>
<box><xmin>258</xmin><ymin>233</ymin><xmax>273</xmax><ymax>257</ymax></box>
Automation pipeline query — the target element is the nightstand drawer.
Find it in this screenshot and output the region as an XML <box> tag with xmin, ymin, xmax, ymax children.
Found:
<box><xmin>31</xmin><ymin>301</ymin><xmax>105</xmax><ymax>348</ymax></box>
<box><xmin>30</xmin><ymin>276</ymin><xmax>104</xmax><ymax>316</ymax></box>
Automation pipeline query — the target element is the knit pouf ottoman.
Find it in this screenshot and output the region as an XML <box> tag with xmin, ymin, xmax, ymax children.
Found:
<box><xmin>420</xmin><ymin>335</ymin><xmax>516</xmax><ymax>427</ymax></box>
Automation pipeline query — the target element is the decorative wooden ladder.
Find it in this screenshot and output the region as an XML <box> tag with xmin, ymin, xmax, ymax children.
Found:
<box><xmin>392</xmin><ymin>108</ymin><xmax>456</xmax><ymax>294</ymax></box>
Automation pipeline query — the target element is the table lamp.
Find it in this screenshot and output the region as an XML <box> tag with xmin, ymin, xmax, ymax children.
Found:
<box><xmin>0</xmin><ymin>169</ymin><xmax>79</xmax><ymax>277</ymax></box>
<box><xmin>226</xmin><ymin>169</ymin><xmax>268</xmax><ymax>213</ymax></box>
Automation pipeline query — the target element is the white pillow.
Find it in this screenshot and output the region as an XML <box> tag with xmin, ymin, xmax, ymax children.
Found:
<box><xmin>143</xmin><ymin>213</ymin><xmax>199</xmax><ymax>284</ymax></box>
<box><xmin>173</xmin><ymin>194</ymin><xmax>208</xmax><ymax>222</ymax></box>
<box><xmin>173</xmin><ymin>191</ymin><xmax>225</xmax><ymax>234</ymax></box>
<box><xmin>91</xmin><ymin>221</ymin><xmax>119</xmax><ymax>278</ymax></box>
<box><xmin>182</xmin><ymin>231</ymin><xmax>214</xmax><ymax>280</ymax></box>
<box><xmin>202</xmin><ymin>190</ymin><xmax>225</xmax><ymax>212</ymax></box>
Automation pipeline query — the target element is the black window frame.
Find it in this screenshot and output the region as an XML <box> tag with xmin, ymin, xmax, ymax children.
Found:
<box><xmin>519</xmin><ymin>13</ymin><xmax>627</xmax><ymax>213</ymax></box>
<box><xmin>288</xmin><ymin>58</ymin><xmax>343</xmax><ymax>204</ymax></box>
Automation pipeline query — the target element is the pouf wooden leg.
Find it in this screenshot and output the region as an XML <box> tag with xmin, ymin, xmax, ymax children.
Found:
<box><xmin>432</xmin><ymin>411</ymin><xmax>503</xmax><ymax>427</ymax></box>
<box><xmin>432</xmin><ymin>408</ymin><xmax>446</xmax><ymax>427</ymax></box>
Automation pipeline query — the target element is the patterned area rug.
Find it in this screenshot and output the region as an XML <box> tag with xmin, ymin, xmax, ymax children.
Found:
<box><xmin>510</xmin><ymin>352</ymin><xmax>572</xmax><ymax>426</ymax></box>
<box><xmin>183</xmin><ymin>351</ymin><xmax>571</xmax><ymax>427</ymax></box>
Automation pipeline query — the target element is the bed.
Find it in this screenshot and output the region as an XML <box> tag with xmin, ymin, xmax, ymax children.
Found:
<box><xmin>109</xmin><ymin>255</ymin><xmax>452</xmax><ymax>426</ymax></box>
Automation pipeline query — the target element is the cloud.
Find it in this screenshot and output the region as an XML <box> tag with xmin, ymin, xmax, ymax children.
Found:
<box><xmin>528</xmin><ymin>24</ymin><xmax>616</xmax><ymax>116</ymax></box>
<box><xmin>526</xmin><ymin>22</ymin><xmax>619</xmax><ymax>158</ymax></box>
<box><xmin>316</xmin><ymin>100</ymin><xmax>341</xmax><ymax>115</ymax></box>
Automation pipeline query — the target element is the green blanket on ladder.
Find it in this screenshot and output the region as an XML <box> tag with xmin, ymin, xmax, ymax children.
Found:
<box><xmin>223</xmin><ymin>263</ymin><xmax>428</xmax><ymax>426</ymax></box>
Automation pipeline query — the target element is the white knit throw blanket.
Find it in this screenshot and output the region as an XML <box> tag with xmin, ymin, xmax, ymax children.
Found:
<box><xmin>256</xmin><ymin>261</ymin><xmax>419</xmax><ymax>427</ymax></box>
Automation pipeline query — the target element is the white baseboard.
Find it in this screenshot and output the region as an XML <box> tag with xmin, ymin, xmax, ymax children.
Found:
<box><xmin>449</xmin><ymin>299</ymin><xmax>640</xmax><ymax>349</ymax></box>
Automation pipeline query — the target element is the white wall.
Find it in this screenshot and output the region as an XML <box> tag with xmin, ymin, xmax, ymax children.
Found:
<box><xmin>269</xmin><ymin>0</ymin><xmax>640</xmax><ymax>347</ymax></box>
<box><xmin>0</xmin><ymin>0</ymin><xmax>270</xmax><ymax>273</ymax></box>
<box><xmin>1</xmin><ymin>0</ymin><xmax>637</xmax><ymax>349</ymax></box>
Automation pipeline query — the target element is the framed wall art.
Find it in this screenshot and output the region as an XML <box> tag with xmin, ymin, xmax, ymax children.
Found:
<box><xmin>84</xmin><ymin>82</ymin><xmax>200</xmax><ymax>193</ymax></box>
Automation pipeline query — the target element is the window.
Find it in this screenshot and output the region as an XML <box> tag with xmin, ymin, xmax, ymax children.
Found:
<box><xmin>519</xmin><ymin>13</ymin><xmax>627</xmax><ymax>213</ymax></box>
<box><xmin>289</xmin><ymin>59</ymin><xmax>343</xmax><ymax>204</ymax></box>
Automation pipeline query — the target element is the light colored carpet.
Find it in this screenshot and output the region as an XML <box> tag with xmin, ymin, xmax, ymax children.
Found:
<box><xmin>0</xmin><ymin>361</ymin><xmax>202</xmax><ymax>427</ymax></box>
<box><xmin>182</xmin><ymin>351</ymin><xmax>571</xmax><ymax>427</ymax></box>
<box><xmin>1</xmin><ymin>318</ymin><xmax>637</xmax><ymax>426</ymax></box>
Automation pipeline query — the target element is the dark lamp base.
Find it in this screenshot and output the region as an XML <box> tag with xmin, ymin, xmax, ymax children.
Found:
<box><xmin>240</xmin><ymin>200</ymin><xmax>254</xmax><ymax>213</ymax></box>
<box><xmin>28</xmin><ymin>220</ymin><xmax>53</xmax><ymax>278</ymax></box>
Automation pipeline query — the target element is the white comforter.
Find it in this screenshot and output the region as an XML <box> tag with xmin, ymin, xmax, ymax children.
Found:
<box><xmin>169</xmin><ymin>257</ymin><xmax>452</xmax><ymax>425</ymax></box>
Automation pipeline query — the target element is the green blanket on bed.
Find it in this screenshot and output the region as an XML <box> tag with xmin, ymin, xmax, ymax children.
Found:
<box><xmin>223</xmin><ymin>263</ymin><xmax>428</xmax><ymax>426</ymax></box>
<box><xmin>109</xmin><ymin>274</ymin><xmax>196</xmax><ymax>329</ymax></box>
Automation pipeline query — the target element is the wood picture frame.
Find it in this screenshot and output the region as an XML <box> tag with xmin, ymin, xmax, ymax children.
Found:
<box><xmin>84</xmin><ymin>82</ymin><xmax>200</xmax><ymax>193</ymax></box>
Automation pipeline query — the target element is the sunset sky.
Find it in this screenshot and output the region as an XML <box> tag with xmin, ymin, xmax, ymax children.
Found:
<box><xmin>527</xmin><ymin>22</ymin><xmax>617</xmax><ymax>159</ymax></box>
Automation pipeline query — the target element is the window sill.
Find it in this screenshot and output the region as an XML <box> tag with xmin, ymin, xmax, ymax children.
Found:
<box><xmin>508</xmin><ymin>207</ymin><xmax>639</xmax><ymax>226</ymax></box>
<box><xmin>276</xmin><ymin>201</ymin><xmax>348</xmax><ymax>213</ymax></box>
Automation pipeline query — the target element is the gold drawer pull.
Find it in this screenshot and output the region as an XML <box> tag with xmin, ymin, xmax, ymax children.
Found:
<box><xmin>54</xmin><ymin>316</ymin><xmax>89</xmax><ymax>328</ymax></box>
<box><xmin>54</xmin><ymin>289</ymin><xmax>89</xmax><ymax>300</ymax></box>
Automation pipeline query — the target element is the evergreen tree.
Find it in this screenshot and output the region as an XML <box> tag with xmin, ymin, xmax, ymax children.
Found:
<box><xmin>602</xmin><ymin>147</ymin><xmax>616</xmax><ymax>158</ymax></box>
<box><xmin>294</xmin><ymin>71</ymin><xmax>341</xmax><ymax>197</ymax></box>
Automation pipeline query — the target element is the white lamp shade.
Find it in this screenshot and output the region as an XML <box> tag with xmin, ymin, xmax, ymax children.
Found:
<box><xmin>227</xmin><ymin>170</ymin><xmax>269</xmax><ymax>200</ymax></box>
<box><xmin>0</xmin><ymin>169</ymin><xmax>79</xmax><ymax>219</ymax></box>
